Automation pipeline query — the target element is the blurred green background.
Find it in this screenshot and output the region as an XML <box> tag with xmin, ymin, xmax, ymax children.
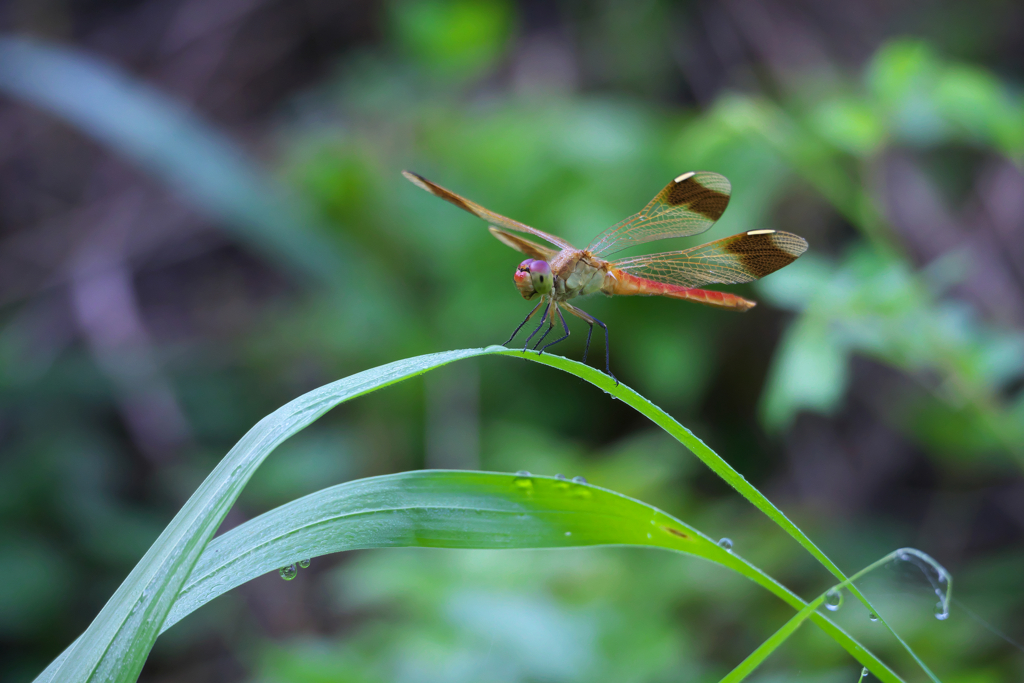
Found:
<box><xmin>1</xmin><ymin>0</ymin><xmax>1023</xmax><ymax>681</ymax></box>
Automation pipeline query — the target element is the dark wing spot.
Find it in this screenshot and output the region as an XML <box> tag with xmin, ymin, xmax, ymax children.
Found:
<box><xmin>665</xmin><ymin>176</ymin><xmax>729</xmax><ymax>220</ymax></box>
<box><xmin>724</xmin><ymin>231</ymin><xmax>808</xmax><ymax>278</ymax></box>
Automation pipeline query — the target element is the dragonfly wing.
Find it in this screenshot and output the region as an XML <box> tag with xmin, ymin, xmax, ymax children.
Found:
<box><xmin>403</xmin><ymin>171</ymin><xmax>576</xmax><ymax>251</ymax></box>
<box><xmin>587</xmin><ymin>172</ymin><xmax>732</xmax><ymax>257</ymax></box>
<box><xmin>611</xmin><ymin>230</ymin><xmax>808</xmax><ymax>287</ymax></box>
<box><xmin>489</xmin><ymin>227</ymin><xmax>560</xmax><ymax>261</ymax></box>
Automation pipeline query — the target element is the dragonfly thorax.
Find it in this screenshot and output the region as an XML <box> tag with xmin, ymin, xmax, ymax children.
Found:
<box><xmin>513</xmin><ymin>259</ymin><xmax>553</xmax><ymax>300</ymax></box>
<box><xmin>552</xmin><ymin>253</ymin><xmax>608</xmax><ymax>300</ymax></box>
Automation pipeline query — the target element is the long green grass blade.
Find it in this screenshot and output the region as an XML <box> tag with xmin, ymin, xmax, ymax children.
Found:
<box><xmin>158</xmin><ymin>470</ymin><xmax>901</xmax><ymax>682</ymax></box>
<box><xmin>32</xmin><ymin>347</ymin><xmax>923</xmax><ymax>683</ymax></box>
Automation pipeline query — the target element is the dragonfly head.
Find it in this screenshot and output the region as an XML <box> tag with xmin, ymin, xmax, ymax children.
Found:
<box><xmin>514</xmin><ymin>259</ymin><xmax>553</xmax><ymax>299</ymax></box>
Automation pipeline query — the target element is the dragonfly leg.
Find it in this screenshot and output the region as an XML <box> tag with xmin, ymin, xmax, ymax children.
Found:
<box><xmin>591</xmin><ymin>313</ymin><xmax>617</xmax><ymax>385</ymax></box>
<box><xmin>539</xmin><ymin>304</ymin><xmax>570</xmax><ymax>355</ymax></box>
<box><xmin>532</xmin><ymin>302</ymin><xmax>559</xmax><ymax>350</ymax></box>
<box><xmin>562</xmin><ymin>303</ymin><xmax>617</xmax><ymax>385</ymax></box>
<box><xmin>522</xmin><ymin>301</ymin><xmax>551</xmax><ymax>352</ymax></box>
<box><xmin>532</xmin><ymin>320</ymin><xmax>554</xmax><ymax>350</ymax></box>
<box><xmin>580</xmin><ymin>322</ymin><xmax>594</xmax><ymax>364</ymax></box>
<box><xmin>503</xmin><ymin>299</ymin><xmax>544</xmax><ymax>346</ymax></box>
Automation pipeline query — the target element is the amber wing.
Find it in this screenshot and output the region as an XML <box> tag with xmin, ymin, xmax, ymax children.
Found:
<box><xmin>488</xmin><ymin>227</ymin><xmax>560</xmax><ymax>261</ymax></box>
<box><xmin>587</xmin><ymin>171</ymin><xmax>732</xmax><ymax>257</ymax></box>
<box><xmin>403</xmin><ymin>171</ymin><xmax>576</xmax><ymax>251</ymax></box>
<box><xmin>611</xmin><ymin>230</ymin><xmax>808</xmax><ymax>287</ymax></box>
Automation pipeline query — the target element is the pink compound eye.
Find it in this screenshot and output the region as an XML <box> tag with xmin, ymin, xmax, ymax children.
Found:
<box><xmin>529</xmin><ymin>260</ymin><xmax>553</xmax><ymax>295</ymax></box>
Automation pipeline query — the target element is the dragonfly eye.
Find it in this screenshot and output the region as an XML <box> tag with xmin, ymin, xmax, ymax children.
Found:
<box><xmin>529</xmin><ymin>260</ymin><xmax>553</xmax><ymax>295</ymax></box>
<box><xmin>514</xmin><ymin>259</ymin><xmax>538</xmax><ymax>300</ymax></box>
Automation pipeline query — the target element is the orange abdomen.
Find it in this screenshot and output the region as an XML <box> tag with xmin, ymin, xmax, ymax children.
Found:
<box><xmin>603</xmin><ymin>270</ymin><xmax>756</xmax><ymax>311</ymax></box>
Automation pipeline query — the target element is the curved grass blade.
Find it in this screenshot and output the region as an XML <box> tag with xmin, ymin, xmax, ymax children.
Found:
<box><xmin>33</xmin><ymin>346</ymin><xmax>927</xmax><ymax>683</ymax></box>
<box><xmin>158</xmin><ymin>470</ymin><xmax>901</xmax><ymax>683</ymax></box>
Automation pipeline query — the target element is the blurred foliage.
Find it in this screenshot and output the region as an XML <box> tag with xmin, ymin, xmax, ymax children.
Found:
<box><xmin>1</xmin><ymin>0</ymin><xmax>1024</xmax><ymax>681</ymax></box>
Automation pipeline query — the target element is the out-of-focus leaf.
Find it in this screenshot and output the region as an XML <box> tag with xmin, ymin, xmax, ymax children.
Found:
<box><xmin>811</xmin><ymin>97</ymin><xmax>885</xmax><ymax>155</ymax></box>
<box><xmin>933</xmin><ymin>66</ymin><xmax>1024</xmax><ymax>155</ymax></box>
<box><xmin>761</xmin><ymin>315</ymin><xmax>850</xmax><ymax>430</ymax></box>
<box><xmin>759</xmin><ymin>247</ymin><xmax>1024</xmax><ymax>458</ymax></box>
<box><xmin>391</xmin><ymin>0</ymin><xmax>513</xmax><ymax>76</ymax></box>
<box><xmin>866</xmin><ymin>38</ymin><xmax>1024</xmax><ymax>156</ymax></box>
<box><xmin>0</xmin><ymin>37</ymin><xmax>346</xmax><ymax>284</ymax></box>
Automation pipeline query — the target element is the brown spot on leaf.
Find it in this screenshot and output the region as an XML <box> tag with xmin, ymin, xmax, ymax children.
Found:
<box><xmin>663</xmin><ymin>527</ymin><xmax>690</xmax><ymax>539</ymax></box>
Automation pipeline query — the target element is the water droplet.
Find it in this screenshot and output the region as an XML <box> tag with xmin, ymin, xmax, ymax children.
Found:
<box><xmin>824</xmin><ymin>588</ymin><xmax>843</xmax><ymax>611</ymax></box>
<box><xmin>892</xmin><ymin>547</ymin><xmax>953</xmax><ymax>620</ymax></box>
<box><xmin>298</xmin><ymin>559</ymin><xmax>311</xmax><ymax>569</ymax></box>
<box><xmin>555</xmin><ymin>473</ymin><xmax>567</xmax><ymax>480</ymax></box>
<box><xmin>860</xmin><ymin>666</ymin><xmax>869</xmax><ymax>681</ymax></box>
<box><xmin>564</xmin><ymin>531</ymin><xmax>571</xmax><ymax>537</ymax></box>
<box><xmin>869</xmin><ymin>613</ymin><xmax>879</xmax><ymax>622</ymax></box>
<box><xmin>717</xmin><ymin>537</ymin><xmax>733</xmax><ymax>551</ymax></box>
<box><xmin>513</xmin><ymin>471</ymin><xmax>533</xmax><ymax>492</ymax></box>
<box><xmin>571</xmin><ymin>475</ymin><xmax>587</xmax><ymax>484</ymax></box>
<box><xmin>279</xmin><ymin>564</ymin><xmax>298</xmax><ymax>580</ymax></box>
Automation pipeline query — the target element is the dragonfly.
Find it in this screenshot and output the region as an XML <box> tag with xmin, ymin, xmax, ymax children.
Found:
<box><xmin>403</xmin><ymin>170</ymin><xmax>808</xmax><ymax>381</ymax></box>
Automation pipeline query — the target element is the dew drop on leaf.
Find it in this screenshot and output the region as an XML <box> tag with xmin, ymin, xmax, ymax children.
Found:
<box><xmin>571</xmin><ymin>475</ymin><xmax>587</xmax><ymax>484</ymax></box>
<box><xmin>825</xmin><ymin>587</ymin><xmax>843</xmax><ymax>611</ymax></box>
<box><xmin>717</xmin><ymin>537</ymin><xmax>733</xmax><ymax>551</ymax></box>
<box><xmin>298</xmin><ymin>559</ymin><xmax>311</xmax><ymax>569</ymax></box>
<box><xmin>513</xmin><ymin>471</ymin><xmax>533</xmax><ymax>492</ymax></box>
<box><xmin>279</xmin><ymin>564</ymin><xmax>298</xmax><ymax>580</ymax></box>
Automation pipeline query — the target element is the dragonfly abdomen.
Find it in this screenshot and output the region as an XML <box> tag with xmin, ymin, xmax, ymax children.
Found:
<box><xmin>603</xmin><ymin>270</ymin><xmax>755</xmax><ymax>311</ymax></box>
